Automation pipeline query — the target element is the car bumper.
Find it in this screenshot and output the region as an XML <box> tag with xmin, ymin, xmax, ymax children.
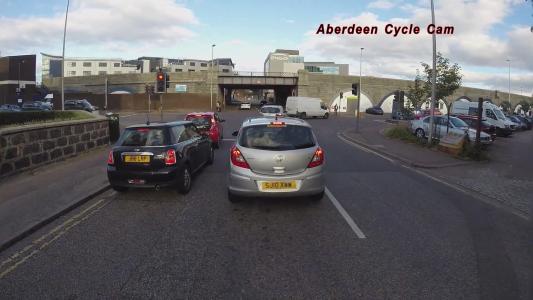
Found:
<box><xmin>107</xmin><ymin>166</ymin><xmax>180</xmax><ymax>188</ymax></box>
<box><xmin>228</xmin><ymin>166</ymin><xmax>325</xmax><ymax>197</ymax></box>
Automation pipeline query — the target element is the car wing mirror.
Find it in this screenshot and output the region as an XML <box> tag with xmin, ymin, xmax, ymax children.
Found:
<box><xmin>232</xmin><ymin>131</ymin><xmax>239</xmax><ymax>137</ymax></box>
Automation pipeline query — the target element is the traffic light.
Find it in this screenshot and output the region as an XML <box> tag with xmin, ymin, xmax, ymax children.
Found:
<box><xmin>156</xmin><ymin>71</ymin><xmax>165</xmax><ymax>93</ymax></box>
<box><xmin>352</xmin><ymin>83</ymin><xmax>358</xmax><ymax>96</ymax></box>
<box><xmin>165</xmin><ymin>73</ymin><xmax>170</xmax><ymax>89</ymax></box>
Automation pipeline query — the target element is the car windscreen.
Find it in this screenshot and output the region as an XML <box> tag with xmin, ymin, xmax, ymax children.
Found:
<box><xmin>119</xmin><ymin>128</ymin><xmax>168</xmax><ymax>146</ymax></box>
<box><xmin>239</xmin><ymin>124</ymin><xmax>316</xmax><ymax>150</ymax></box>
<box><xmin>450</xmin><ymin>118</ymin><xmax>468</xmax><ymax>128</ymax></box>
<box><xmin>186</xmin><ymin>116</ymin><xmax>212</xmax><ymax>129</ymax></box>
<box><xmin>493</xmin><ymin>108</ymin><xmax>506</xmax><ymax>120</ymax></box>
<box><xmin>260</xmin><ymin>107</ymin><xmax>281</xmax><ymax>114</ymax></box>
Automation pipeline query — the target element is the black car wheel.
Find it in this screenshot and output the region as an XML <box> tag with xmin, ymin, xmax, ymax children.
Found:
<box><xmin>177</xmin><ymin>165</ymin><xmax>192</xmax><ymax>194</ymax></box>
<box><xmin>324</xmin><ymin>112</ymin><xmax>329</xmax><ymax>119</ymax></box>
<box><xmin>299</xmin><ymin>112</ymin><xmax>306</xmax><ymax>119</ymax></box>
<box><xmin>415</xmin><ymin>128</ymin><xmax>425</xmax><ymax>139</ymax></box>
<box><xmin>207</xmin><ymin>146</ymin><xmax>214</xmax><ymax>165</ymax></box>
<box><xmin>227</xmin><ymin>189</ymin><xmax>242</xmax><ymax>203</ymax></box>
<box><xmin>111</xmin><ymin>185</ymin><xmax>128</xmax><ymax>192</ymax></box>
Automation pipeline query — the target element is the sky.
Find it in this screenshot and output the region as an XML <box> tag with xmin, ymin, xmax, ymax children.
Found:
<box><xmin>1</xmin><ymin>0</ymin><xmax>532</xmax><ymax>95</ymax></box>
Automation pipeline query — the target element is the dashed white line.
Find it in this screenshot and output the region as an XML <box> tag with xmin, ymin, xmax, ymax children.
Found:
<box><xmin>325</xmin><ymin>187</ymin><xmax>366</xmax><ymax>239</ymax></box>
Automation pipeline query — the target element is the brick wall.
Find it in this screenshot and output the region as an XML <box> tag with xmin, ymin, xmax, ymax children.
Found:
<box><xmin>0</xmin><ymin>119</ymin><xmax>109</xmax><ymax>178</ymax></box>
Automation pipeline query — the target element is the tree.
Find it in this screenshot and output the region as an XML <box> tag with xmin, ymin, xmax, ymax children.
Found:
<box><xmin>518</xmin><ymin>100</ymin><xmax>531</xmax><ymax>114</ymax></box>
<box><xmin>406</xmin><ymin>74</ymin><xmax>426</xmax><ymax>111</ymax></box>
<box><xmin>420</xmin><ymin>52</ymin><xmax>463</xmax><ymax>103</ymax></box>
<box><xmin>500</xmin><ymin>100</ymin><xmax>512</xmax><ymax>113</ymax></box>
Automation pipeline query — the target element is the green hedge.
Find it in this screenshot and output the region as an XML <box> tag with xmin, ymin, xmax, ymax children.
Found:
<box><xmin>0</xmin><ymin>111</ymin><xmax>93</xmax><ymax>127</ymax></box>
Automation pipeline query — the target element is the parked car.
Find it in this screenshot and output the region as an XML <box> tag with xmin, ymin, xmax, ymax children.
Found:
<box><xmin>285</xmin><ymin>96</ymin><xmax>329</xmax><ymax>119</ymax></box>
<box><xmin>228</xmin><ymin>117</ymin><xmax>325</xmax><ymax>202</ymax></box>
<box><xmin>21</xmin><ymin>101</ymin><xmax>51</xmax><ymax>111</ymax></box>
<box><xmin>0</xmin><ymin>104</ymin><xmax>21</xmax><ymax>112</ymax></box>
<box><xmin>410</xmin><ymin>115</ymin><xmax>492</xmax><ymax>145</ymax></box>
<box><xmin>259</xmin><ymin>105</ymin><xmax>285</xmax><ymax>117</ymax></box>
<box><xmin>392</xmin><ymin>110</ymin><xmax>414</xmax><ymax>120</ymax></box>
<box><xmin>259</xmin><ymin>100</ymin><xmax>268</xmax><ymax>107</ymax></box>
<box><xmin>240</xmin><ymin>102</ymin><xmax>251</xmax><ymax>110</ymax></box>
<box><xmin>185</xmin><ymin>112</ymin><xmax>225</xmax><ymax>148</ymax></box>
<box><xmin>505</xmin><ymin>116</ymin><xmax>520</xmax><ymax>131</ymax></box>
<box><xmin>515</xmin><ymin>116</ymin><xmax>532</xmax><ymax>130</ymax></box>
<box><xmin>65</xmin><ymin>99</ymin><xmax>97</xmax><ymax>112</ymax></box>
<box><xmin>365</xmin><ymin>106</ymin><xmax>384</xmax><ymax>115</ymax></box>
<box><xmin>454</xmin><ymin>115</ymin><xmax>497</xmax><ymax>141</ymax></box>
<box><xmin>107</xmin><ymin>121</ymin><xmax>213</xmax><ymax>194</ymax></box>
<box><xmin>508</xmin><ymin>116</ymin><xmax>527</xmax><ymax>130</ymax></box>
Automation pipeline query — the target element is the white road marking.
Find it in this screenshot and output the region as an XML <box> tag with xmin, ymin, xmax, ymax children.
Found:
<box><xmin>120</xmin><ymin>113</ymin><xmax>139</xmax><ymax>118</ymax></box>
<box><xmin>325</xmin><ymin>187</ymin><xmax>366</xmax><ymax>239</ymax></box>
<box><xmin>337</xmin><ymin>133</ymin><xmax>395</xmax><ymax>163</ymax></box>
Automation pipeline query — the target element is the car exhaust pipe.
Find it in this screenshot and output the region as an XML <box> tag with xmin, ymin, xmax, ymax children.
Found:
<box><xmin>155</xmin><ymin>185</ymin><xmax>160</xmax><ymax>192</ymax></box>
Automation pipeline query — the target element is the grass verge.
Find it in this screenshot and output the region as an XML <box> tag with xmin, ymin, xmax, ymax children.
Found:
<box><xmin>0</xmin><ymin>111</ymin><xmax>95</xmax><ymax>129</ymax></box>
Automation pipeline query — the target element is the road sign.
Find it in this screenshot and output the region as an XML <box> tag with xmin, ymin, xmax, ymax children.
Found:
<box><xmin>175</xmin><ymin>84</ymin><xmax>187</xmax><ymax>93</ymax></box>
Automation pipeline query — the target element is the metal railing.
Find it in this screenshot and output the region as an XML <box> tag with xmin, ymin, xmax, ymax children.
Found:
<box><xmin>220</xmin><ymin>71</ymin><xmax>298</xmax><ymax>77</ymax></box>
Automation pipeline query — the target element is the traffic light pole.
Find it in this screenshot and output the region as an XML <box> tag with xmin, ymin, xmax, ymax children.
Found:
<box><xmin>160</xmin><ymin>94</ymin><xmax>163</xmax><ymax>122</ymax></box>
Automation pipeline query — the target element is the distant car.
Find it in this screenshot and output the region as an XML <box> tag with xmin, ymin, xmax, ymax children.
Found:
<box><xmin>240</xmin><ymin>102</ymin><xmax>251</xmax><ymax>110</ymax></box>
<box><xmin>365</xmin><ymin>106</ymin><xmax>384</xmax><ymax>115</ymax></box>
<box><xmin>228</xmin><ymin>117</ymin><xmax>325</xmax><ymax>202</ymax></box>
<box><xmin>508</xmin><ymin>116</ymin><xmax>527</xmax><ymax>130</ymax></box>
<box><xmin>259</xmin><ymin>100</ymin><xmax>268</xmax><ymax>107</ymax></box>
<box><xmin>21</xmin><ymin>101</ymin><xmax>51</xmax><ymax>111</ymax></box>
<box><xmin>415</xmin><ymin>108</ymin><xmax>442</xmax><ymax>119</ymax></box>
<box><xmin>259</xmin><ymin>105</ymin><xmax>285</xmax><ymax>117</ymax></box>
<box><xmin>410</xmin><ymin>115</ymin><xmax>492</xmax><ymax>145</ymax></box>
<box><xmin>0</xmin><ymin>104</ymin><xmax>21</xmax><ymax>112</ymax></box>
<box><xmin>185</xmin><ymin>112</ymin><xmax>225</xmax><ymax>148</ymax></box>
<box><xmin>392</xmin><ymin>110</ymin><xmax>414</xmax><ymax>120</ymax></box>
<box><xmin>454</xmin><ymin>115</ymin><xmax>497</xmax><ymax>141</ymax></box>
<box><xmin>107</xmin><ymin>121</ymin><xmax>214</xmax><ymax>194</ymax></box>
<box><xmin>505</xmin><ymin>116</ymin><xmax>520</xmax><ymax>131</ymax></box>
<box><xmin>65</xmin><ymin>99</ymin><xmax>97</xmax><ymax>112</ymax></box>
<box><xmin>515</xmin><ymin>116</ymin><xmax>532</xmax><ymax>130</ymax></box>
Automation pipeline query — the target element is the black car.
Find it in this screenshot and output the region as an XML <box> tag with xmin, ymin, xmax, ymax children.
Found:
<box><xmin>65</xmin><ymin>99</ymin><xmax>97</xmax><ymax>112</ymax></box>
<box><xmin>107</xmin><ymin>121</ymin><xmax>214</xmax><ymax>194</ymax></box>
<box><xmin>365</xmin><ymin>106</ymin><xmax>384</xmax><ymax>115</ymax></box>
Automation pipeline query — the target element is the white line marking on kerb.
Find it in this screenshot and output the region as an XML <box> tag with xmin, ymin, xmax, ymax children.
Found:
<box><xmin>325</xmin><ymin>187</ymin><xmax>366</xmax><ymax>239</ymax></box>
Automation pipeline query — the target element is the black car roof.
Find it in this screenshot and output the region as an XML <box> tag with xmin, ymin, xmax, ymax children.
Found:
<box><xmin>126</xmin><ymin>121</ymin><xmax>192</xmax><ymax>129</ymax></box>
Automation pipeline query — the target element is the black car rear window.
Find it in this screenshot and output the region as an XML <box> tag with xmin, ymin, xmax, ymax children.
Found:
<box><xmin>239</xmin><ymin>124</ymin><xmax>316</xmax><ymax>150</ymax></box>
<box><xmin>119</xmin><ymin>128</ymin><xmax>168</xmax><ymax>146</ymax></box>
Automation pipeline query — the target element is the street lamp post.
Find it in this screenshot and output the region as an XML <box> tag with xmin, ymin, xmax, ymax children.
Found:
<box><xmin>507</xmin><ymin>59</ymin><xmax>511</xmax><ymax>109</ymax></box>
<box><xmin>356</xmin><ymin>47</ymin><xmax>364</xmax><ymax>132</ymax></box>
<box><xmin>428</xmin><ymin>0</ymin><xmax>438</xmax><ymax>143</ymax></box>
<box><xmin>61</xmin><ymin>0</ymin><xmax>70</xmax><ymax>111</ymax></box>
<box><xmin>210</xmin><ymin>44</ymin><xmax>216</xmax><ymax>111</ymax></box>
<box><xmin>17</xmin><ymin>60</ymin><xmax>25</xmax><ymax>103</ymax></box>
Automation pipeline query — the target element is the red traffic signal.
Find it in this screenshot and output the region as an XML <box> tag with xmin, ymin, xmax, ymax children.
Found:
<box><xmin>157</xmin><ymin>73</ymin><xmax>164</xmax><ymax>81</ymax></box>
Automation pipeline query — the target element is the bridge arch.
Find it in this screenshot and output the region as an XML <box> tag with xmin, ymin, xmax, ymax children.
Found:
<box><xmin>330</xmin><ymin>90</ymin><xmax>373</xmax><ymax>113</ymax></box>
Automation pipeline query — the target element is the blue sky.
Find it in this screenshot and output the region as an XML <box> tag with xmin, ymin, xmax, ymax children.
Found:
<box><xmin>1</xmin><ymin>0</ymin><xmax>532</xmax><ymax>94</ymax></box>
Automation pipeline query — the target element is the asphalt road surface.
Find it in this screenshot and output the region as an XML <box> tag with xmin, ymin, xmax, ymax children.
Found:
<box><xmin>0</xmin><ymin>110</ymin><xmax>529</xmax><ymax>299</ymax></box>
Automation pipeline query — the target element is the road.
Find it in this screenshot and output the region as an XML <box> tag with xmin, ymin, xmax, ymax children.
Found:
<box><xmin>0</xmin><ymin>111</ymin><xmax>529</xmax><ymax>299</ymax></box>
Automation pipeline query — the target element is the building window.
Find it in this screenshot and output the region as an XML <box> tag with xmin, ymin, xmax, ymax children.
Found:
<box><xmin>99</xmin><ymin>62</ymin><xmax>107</xmax><ymax>67</ymax></box>
<box><xmin>200</xmin><ymin>63</ymin><xmax>207</xmax><ymax>67</ymax></box>
<box><xmin>222</xmin><ymin>69</ymin><xmax>230</xmax><ymax>73</ymax></box>
<box><xmin>83</xmin><ymin>71</ymin><xmax>91</xmax><ymax>76</ymax></box>
<box><xmin>69</xmin><ymin>62</ymin><xmax>76</xmax><ymax>67</ymax></box>
<box><xmin>99</xmin><ymin>71</ymin><xmax>107</xmax><ymax>75</ymax></box>
<box><xmin>113</xmin><ymin>63</ymin><xmax>120</xmax><ymax>67</ymax></box>
<box><xmin>175</xmin><ymin>69</ymin><xmax>182</xmax><ymax>72</ymax></box>
<box><xmin>68</xmin><ymin>71</ymin><xmax>76</xmax><ymax>76</ymax></box>
<box><xmin>189</xmin><ymin>62</ymin><xmax>196</xmax><ymax>66</ymax></box>
<box><xmin>188</xmin><ymin>69</ymin><xmax>195</xmax><ymax>72</ymax></box>
<box><xmin>83</xmin><ymin>62</ymin><xmax>92</xmax><ymax>67</ymax></box>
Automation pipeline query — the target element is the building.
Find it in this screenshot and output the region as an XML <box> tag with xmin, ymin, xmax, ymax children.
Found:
<box><xmin>153</xmin><ymin>57</ymin><xmax>235</xmax><ymax>74</ymax></box>
<box><xmin>264</xmin><ymin>49</ymin><xmax>304</xmax><ymax>74</ymax></box>
<box><xmin>0</xmin><ymin>54</ymin><xmax>37</xmax><ymax>104</ymax></box>
<box><xmin>304</xmin><ymin>62</ymin><xmax>349</xmax><ymax>75</ymax></box>
<box><xmin>41</xmin><ymin>53</ymin><xmax>143</xmax><ymax>79</ymax></box>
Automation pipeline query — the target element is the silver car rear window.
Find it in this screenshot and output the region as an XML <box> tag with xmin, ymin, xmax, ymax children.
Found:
<box><xmin>239</xmin><ymin>125</ymin><xmax>315</xmax><ymax>150</ymax></box>
<box><xmin>260</xmin><ymin>107</ymin><xmax>280</xmax><ymax>113</ymax></box>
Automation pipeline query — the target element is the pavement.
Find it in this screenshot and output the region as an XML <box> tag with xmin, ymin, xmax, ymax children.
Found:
<box><xmin>341</xmin><ymin>117</ymin><xmax>531</xmax><ymax>219</ymax></box>
<box><xmin>0</xmin><ymin>111</ymin><xmax>529</xmax><ymax>299</ymax></box>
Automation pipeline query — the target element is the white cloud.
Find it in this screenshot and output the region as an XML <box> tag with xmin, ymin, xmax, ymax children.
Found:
<box><xmin>285</xmin><ymin>19</ymin><xmax>296</xmax><ymax>24</ymax></box>
<box><xmin>0</xmin><ymin>0</ymin><xmax>198</xmax><ymax>54</ymax></box>
<box><xmin>368</xmin><ymin>1</ymin><xmax>397</xmax><ymax>10</ymax></box>
<box><xmin>302</xmin><ymin>0</ymin><xmax>533</xmax><ymax>93</ymax></box>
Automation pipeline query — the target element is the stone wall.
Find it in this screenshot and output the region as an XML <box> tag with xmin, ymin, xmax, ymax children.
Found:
<box><xmin>0</xmin><ymin>119</ymin><xmax>109</xmax><ymax>178</ymax></box>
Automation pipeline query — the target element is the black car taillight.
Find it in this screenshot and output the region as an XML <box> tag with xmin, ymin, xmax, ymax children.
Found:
<box><xmin>107</xmin><ymin>151</ymin><xmax>114</xmax><ymax>165</ymax></box>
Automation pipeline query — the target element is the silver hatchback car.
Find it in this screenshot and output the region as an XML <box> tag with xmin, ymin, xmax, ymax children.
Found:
<box><xmin>228</xmin><ymin>117</ymin><xmax>325</xmax><ymax>202</ymax></box>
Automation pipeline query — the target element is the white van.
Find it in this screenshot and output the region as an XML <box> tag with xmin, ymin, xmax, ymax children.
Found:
<box><xmin>451</xmin><ymin>100</ymin><xmax>512</xmax><ymax>136</ymax></box>
<box><xmin>286</xmin><ymin>96</ymin><xmax>329</xmax><ymax>119</ymax></box>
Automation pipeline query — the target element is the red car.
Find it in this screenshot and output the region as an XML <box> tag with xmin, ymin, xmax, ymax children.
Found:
<box><xmin>185</xmin><ymin>112</ymin><xmax>225</xmax><ymax>148</ymax></box>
